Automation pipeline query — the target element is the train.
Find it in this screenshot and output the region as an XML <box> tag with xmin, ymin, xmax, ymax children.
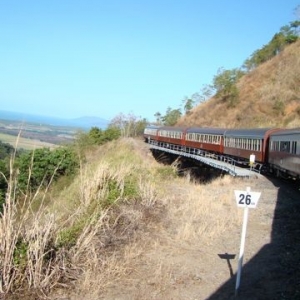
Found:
<box><xmin>143</xmin><ymin>125</ymin><xmax>300</xmax><ymax>180</ymax></box>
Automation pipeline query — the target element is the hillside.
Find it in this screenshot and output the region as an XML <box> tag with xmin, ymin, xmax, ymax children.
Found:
<box><xmin>51</xmin><ymin>138</ymin><xmax>300</xmax><ymax>300</ymax></box>
<box><xmin>177</xmin><ymin>40</ymin><xmax>300</xmax><ymax>129</ymax></box>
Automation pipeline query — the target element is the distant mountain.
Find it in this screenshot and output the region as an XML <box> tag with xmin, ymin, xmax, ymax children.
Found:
<box><xmin>0</xmin><ymin>110</ymin><xmax>109</xmax><ymax>129</ymax></box>
<box><xmin>66</xmin><ymin>116</ymin><xmax>110</xmax><ymax>129</ymax></box>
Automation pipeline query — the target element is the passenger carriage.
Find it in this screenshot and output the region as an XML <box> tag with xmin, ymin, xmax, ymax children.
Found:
<box><xmin>185</xmin><ymin>127</ymin><xmax>226</xmax><ymax>154</ymax></box>
<box><xmin>156</xmin><ymin>126</ymin><xmax>187</xmax><ymax>147</ymax></box>
<box><xmin>268</xmin><ymin>128</ymin><xmax>300</xmax><ymax>179</ymax></box>
<box><xmin>143</xmin><ymin>125</ymin><xmax>160</xmax><ymax>143</ymax></box>
<box><xmin>223</xmin><ymin>128</ymin><xmax>280</xmax><ymax>163</ymax></box>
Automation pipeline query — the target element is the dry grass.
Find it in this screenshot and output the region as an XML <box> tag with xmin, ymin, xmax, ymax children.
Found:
<box><xmin>85</xmin><ymin>171</ymin><xmax>251</xmax><ymax>300</ymax></box>
<box><xmin>0</xmin><ymin>137</ymin><xmax>267</xmax><ymax>299</ymax></box>
<box><xmin>159</xmin><ymin>175</ymin><xmax>242</xmax><ymax>246</ymax></box>
<box><xmin>0</xmin><ymin>137</ymin><xmax>162</xmax><ymax>298</ymax></box>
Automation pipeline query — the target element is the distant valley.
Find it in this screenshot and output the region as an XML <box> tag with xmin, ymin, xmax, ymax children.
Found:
<box><xmin>0</xmin><ymin>110</ymin><xmax>110</xmax><ymax>149</ymax></box>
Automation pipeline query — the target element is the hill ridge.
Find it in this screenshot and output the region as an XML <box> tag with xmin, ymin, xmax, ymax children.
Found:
<box><xmin>177</xmin><ymin>40</ymin><xmax>300</xmax><ymax>129</ymax></box>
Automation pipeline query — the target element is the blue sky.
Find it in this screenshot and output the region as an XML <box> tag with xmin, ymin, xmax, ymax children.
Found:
<box><xmin>0</xmin><ymin>1</ymin><xmax>299</xmax><ymax>122</ymax></box>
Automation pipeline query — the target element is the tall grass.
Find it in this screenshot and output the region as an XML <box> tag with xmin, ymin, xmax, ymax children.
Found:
<box><xmin>0</xmin><ymin>137</ymin><xmax>250</xmax><ymax>299</ymax></box>
<box><xmin>0</xmin><ymin>138</ymin><xmax>160</xmax><ymax>298</ymax></box>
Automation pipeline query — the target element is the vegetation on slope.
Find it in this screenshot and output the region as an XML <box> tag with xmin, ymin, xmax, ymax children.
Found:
<box><xmin>154</xmin><ymin>19</ymin><xmax>300</xmax><ymax>128</ymax></box>
<box><xmin>177</xmin><ymin>39</ymin><xmax>300</xmax><ymax>128</ymax></box>
<box><xmin>0</xmin><ymin>136</ymin><xmax>172</xmax><ymax>298</ymax></box>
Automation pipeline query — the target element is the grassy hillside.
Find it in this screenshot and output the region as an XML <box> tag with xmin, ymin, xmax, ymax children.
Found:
<box><xmin>177</xmin><ymin>39</ymin><xmax>300</xmax><ymax>128</ymax></box>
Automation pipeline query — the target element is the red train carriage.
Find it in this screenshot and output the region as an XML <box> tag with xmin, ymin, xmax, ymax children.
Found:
<box><xmin>185</xmin><ymin>127</ymin><xmax>226</xmax><ymax>154</ymax></box>
<box><xmin>268</xmin><ymin>128</ymin><xmax>300</xmax><ymax>179</ymax></box>
<box><xmin>156</xmin><ymin>126</ymin><xmax>187</xmax><ymax>146</ymax></box>
<box><xmin>223</xmin><ymin>128</ymin><xmax>280</xmax><ymax>163</ymax></box>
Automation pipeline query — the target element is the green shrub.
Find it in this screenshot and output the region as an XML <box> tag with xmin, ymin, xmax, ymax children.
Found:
<box><xmin>56</xmin><ymin>220</ymin><xmax>85</xmax><ymax>249</ymax></box>
<box><xmin>13</xmin><ymin>239</ymin><xmax>28</xmax><ymax>269</ymax></box>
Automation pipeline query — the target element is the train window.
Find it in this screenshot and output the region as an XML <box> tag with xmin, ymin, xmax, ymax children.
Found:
<box><xmin>280</xmin><ymin>141</ymin><xmax>290</xmax><ymax>152</ymax></box>
<box><xmin>250</xmin><ymin>139</ymin><xmax>253</xmax><ymax>150</ymax></box>
<box><xmin>247</xmin><ymin>139</ymin><xmax>251</xmax><ymax>150</ymax></box>
<box><xmin>224</xmin><ymin>137</ymin><xmax>228</xmax><ymax>146</ymax></box>
<box><xmin>292</xmin><ymin>141</ymin><xmax>297</xmax><ymax>154</ymax></box>
<box><xmin>253</xmin><ymin>139</ymin><xmax>259</xmax><ymax>151</ymax></box>
<box><xmin>145</xmin><ymin>128</ymin><xmax>156</xmax><ymax>135</ymax></box>
<box><xmin>270</xmin><ymin>141</ymin><xmax>276</xmax><ymax>151</ymax></box>
<box><xmin>230</xmin><ymin>137</ymin><xmax>235</xmax><ymax>147</ymax></box>
<box><xmin>258</xmin><ymin>140</ymin><xmax>262</xmax><ymax>151</ymax></box>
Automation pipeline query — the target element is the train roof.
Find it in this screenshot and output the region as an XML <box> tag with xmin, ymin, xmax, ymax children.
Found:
<box><xmin>156</xmin><ymin>126</ymin><xmax>187</xmax><ymax>132</ymax></box>
<box><xmin>269</xmin><ymin>128</ymin><xmax>300</xmax><ymax>137</ymax></box>
<box><xmin>186</xmin><ymin>127</ymin><xmax>226</xmax><ymax>135</ymax></box>
<box><xmin>145</xmin><ymin>125</ymin><xmax>161</xmax><ymax>130</ymax></box>
<box><xmin>224</xmin><ymin>128</ymin><xmax>279</xmax><ymax>139</ymax></box>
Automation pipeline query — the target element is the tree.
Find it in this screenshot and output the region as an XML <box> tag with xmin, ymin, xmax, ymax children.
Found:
<box><xmin>243</xmin><ymin>20</ymin><xmax>299</xmax><ymax>71</ymax></box>
<box><xmin>0</xmin><ymin>141</ymin><xmax>16</xmax><ymax>160</ymax></box>
<box><xmin>154</xmin><ymin>112</ymin><xmax>162</xmax><ymax>124</ymax></box>
<box><xmin>17</xmin><ymin>147</ymin><xmax>79</xmax><ymax>193</ymax></box>
<box><xmin>109</xmin><ymin>113</ymin><xmax>144</xmax><ymax>137</ymax></box>
<box><xmin>182</xmin><ymin>97</ymin><xmax>194</xmax><ymax>115</ymax></box>
<box><xmin>162</xmin><ymin>107</ymin><xmax>182</xmax><ymax>126</ymax></box>
<box><xmin>212</xmin><ymin>68</ymin><xmax>244</xmax><ymax>107</ymax></box>
<box><xmin>102</xmin><ymin>126</ymin><xmax>121</xmax><ymax>142</ymax></box>
<box><xmin>89</xmin><ymin>127</ymin><xmax>103</xmax><ymax>144</ymax></box>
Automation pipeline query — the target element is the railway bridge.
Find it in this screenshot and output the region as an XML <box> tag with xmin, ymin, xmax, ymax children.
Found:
<box><xmin>147</xmin><ymin>142</ymin><xmax>260</xmax><ymax>178</ymax></box>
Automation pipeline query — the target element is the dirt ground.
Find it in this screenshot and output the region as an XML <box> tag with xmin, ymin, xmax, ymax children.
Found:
<box><xmin>90</xmin><ymin>176</ymin><xmax>299</xmax><ymax>300</ymax></box>
<box><xmin>51</xmin><ymin>140</ymin><xmax>300</xmax><ymax>300</ymax></box>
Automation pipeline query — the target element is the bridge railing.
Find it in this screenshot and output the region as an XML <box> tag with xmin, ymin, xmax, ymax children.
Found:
<box><xmin>147</xmin><ymin>140</ymin><xmax>247</xmax><ymax>176</ymax></box>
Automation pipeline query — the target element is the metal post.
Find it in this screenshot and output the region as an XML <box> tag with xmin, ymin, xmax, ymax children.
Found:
<box><xmin>235</xmin><ymin>187</ymin><xmax>250</xmax><ymax>296</ymax></box>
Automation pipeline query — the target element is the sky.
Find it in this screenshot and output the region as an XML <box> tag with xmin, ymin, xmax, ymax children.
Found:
<box><xmin>0</xmin><ymin>1</ymin><xmax>299</xmax><ymax>122</ymax></box>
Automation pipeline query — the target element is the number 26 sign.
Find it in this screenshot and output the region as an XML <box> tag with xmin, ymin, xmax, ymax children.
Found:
<box><xmin>234</xmin><ymin>190</ymin><xmax>261</xmax><ymax>208</ymax></box>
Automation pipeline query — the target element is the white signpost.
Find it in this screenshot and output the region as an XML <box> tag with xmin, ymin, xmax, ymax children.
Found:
<box><xmin>234</xmin><ymin>187</ymin><xmax>261</xmax><ymax>296</ymax></box>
